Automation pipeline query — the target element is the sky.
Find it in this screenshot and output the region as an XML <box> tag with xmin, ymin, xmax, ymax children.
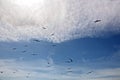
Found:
<box><xmin>0</xmin><ymin>0</ymin><xmax>120</xmax><ymax>80</ymax></box>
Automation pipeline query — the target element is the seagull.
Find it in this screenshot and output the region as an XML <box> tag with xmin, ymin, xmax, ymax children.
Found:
<box><xmin>65</xmin><ymin>58</ymin><xmax>73</xmax><ymax>63</ymax></box>
<box><xmin>12</xmin><ymin>48</ymin><xmax>16</xmax><ymax>50</ymax></box>
<box><xmin>47</xmin><ymin>66</ymin><xmax>51</xmax><ymax>67</ymax></box>
<box><xmin>67</xmin><ymin>70</ymin><xmax>73</xmax><ymax>73</ymax></box>
<box><xmin>47</xmin><ymin>61</ymin><xmax>51</xmax><ymax>67</ymax></box>
<box><xmin>52</xmin><ymin>45</ymin><xmax>56</xmax><ymax>47</ymax></box>
<box><xmin>13</xmin><ymin>72</ymin><xmax>16</xmax><ymax>73</ymax></box>
<box><xmin>67</xmin><ymin>68</ymin><xmax>71</xmax><ymax>70</ymax></box>
<box><xmin>42</xmin><ymin>27</ymin><xmax>46</xmax><ymax>29</ymax></box>
<box><xmin>0</xmin><ymin>71</ymin><xmax>3</xmax><ymax>73</ymax></box>
<box><xmin>22</xmin><ymin>50</ymin><xmax>26</xmax><ymax>53</ymax></box>
<box><xmin>26</xmin><ymin>76</ymin><xmax>29</xmax><ymax>78</ymax></box>
<box><xmin>33</xmin><ymin>39</ymin><xmax>41</xmax><ymax>42</ymax></box>
<box><xmin>51</xmin><ymin>33</ymin><xmax>54</xmax><ymax>36</ymax></box>
<box><xmin>26</xmin><ymin>73</ymin><xmax>30</xmax><ymax>78</ymax></box>
<box><xmin>47</xmin><ymin>61</ymin><xmax>50</xmax><ymax>64</ymax></box>
<box><xmin>94</xmin><ymin>20</ymin><xmax>101</xmax><ymax>23</ymax></box>
<box><xmin>87</xmin><ymin>71</ymin><xmax>93</xmax><ymax>74</ymax></box>
<box><xmin>24</xmin><ymin>45</ymin><xmax>28</xmax><ymax>47</ymax></box>
<box><xmin>31</xmin><ymin>54</ymin><xmax>38</xmax><ymax>56</ymax></box>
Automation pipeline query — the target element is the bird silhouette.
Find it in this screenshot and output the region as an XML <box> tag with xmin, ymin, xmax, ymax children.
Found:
<box><xmin>87</xmin><ymin>71</ymin><xmax>93</xmax><ymax>74</ymax></box>
<box><xmin>13</xmin><ymin>72</ymin><xmax>16</xmax><ymax>73</ymax></box>
<box><xmin>0</xmin><ymin>71</ymin><xmax>3</xmax><ymax>73</ymax></box>
<box><xmin>12</xmin><ymin>48</ymin><xmax>16</xmax><ymax>50</ymax></box>
<box><xmin>31</xmin><ymin>54</ymin><xmax>38</xmax><ymax>56</ymax></box>
<box><xmin>42</xmin><ymin>27</ymin><xmax>46</xmax><ymax>29</ymax></box>
<box><xmin>33</xmin><ymin>39</ymin><xmax>41</xmax><ymax>42</ymax></box>
<box><xmin>94</xmin><ymin>20</ymin><xmax>101</xmax><ymax>23</ymax></box>
<box><xmin>24</xmin><ymin>45</ymin><xmax>28</xmax><ymax>47</ymax></box>
<box><xmin>67</xmin><ymin>70</ymin><xmax>73</xmax><ymax>73</ymax></box>
<box><xmin>52</xmin><ymin>45</ymin><xmax>56</xmax><ymax>47</ymax></box>
<box><xmin>67</xmin><ymin>67</ymin><xmax>72</xmax><ymax>70</ymax></box>
<box><xmin>65</xmin><ymin>58</ymin><xmax>73</xmax><ymax>63</ymax></box>
<box><xmin>51</xmin><ymin>33</ymin><xmax>54</xmax><ymax>36</ymax></box>
<box><xmin>22</xmin><ymin>50</ymin><xmax>26</xmax><ymax>53</ymax></box>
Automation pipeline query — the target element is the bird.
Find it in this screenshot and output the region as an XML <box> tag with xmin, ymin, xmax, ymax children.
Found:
<box><xmin>47</xmin><ymin>61</ymin><xmax>50</xmax><ymax>64</ymax></box>
<box><xmin>0</xmin><ymin>71</ymin><xmax>3</xmax><ymax>73</ymax></box>
<box><xmin>26</xmin><ymin>76</ymin><xmax>29</xmax><ymax>78</ymax></box>
<box><xmin>65</xmin><ymin>58</ymin><xmax>73</xmax><ymax>63</ymax></box>
<box><xmin>67</xmin><ymin>67</ymin><xmax>72</xmax><ymax>70</ymax></box>
<box><xmin>51</xmin><ymin>33</ymin><xmax>54</xmax><ymax>36</ymax></box>
<box><xmin>26</xmin><ymin>73</ymin><xmax>30</xmax><ymax>78</ymax></box>
<box><xmin>87</xmin><ymin>71</ymin><xmax>93</xmax><ymax>74</ymax></box>
<box><xmin>94</xmin><ymin>20</ymin><xmax>101</xmax><ymax>23</ymax></box>
<box><xmin>13</xmin><ymin>72</ymin><xmax>16</xmax><ymax>73</ymax></box>
<box><xmin>31</xmin><ymin>54</ymin><xmax>38</xmax><ymax>56</ymax></box>
<box><xmin>24</xmin><ymin>45</ymin><xmax>28</xmax><ymax>47</ymax></box>
<box><xmin>52</xmin><ymin>45</ymin><xmax>56</xmax><ymax>47</ymax></box>
<box><xmin>46</xmin><ymin>61</ymin><xmax>51</xmax><ymax>67</ymax></box>
<box><xmin>42</xmin><ymin>27</ymin><xmax>46</xmax><ymax>29</ymax></box>
<box><xmin>47</xmin><ymin>65</ymin><xmax>51</xmax><ymax>67</ymax></box>
<box><xmin>22</xmin><ymin>50</ymin><xmax>26</xmax><ymax>53</ymax></box>
<box><xmin>33</xmin><ymin>39</ymin><xmax>41</xmax><ymax>42</ymax></box>
<box><xmin>12</xmin><ymin>48</ymin><xmax>16</xmax><ymax>50</ymax></box>
<box><xmin>67</xmin><ymin>70</ymin><xmax>73</xmax><ymax>73</ymax></box>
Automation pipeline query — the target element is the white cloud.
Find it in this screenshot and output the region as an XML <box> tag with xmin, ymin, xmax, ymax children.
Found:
<box><xmin>0</xmin><ymin>0</ymin><xmax>120</xmax><ymax>43</ymax></box>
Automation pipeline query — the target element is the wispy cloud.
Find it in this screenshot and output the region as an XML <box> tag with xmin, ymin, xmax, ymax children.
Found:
<box><xmin>0</xmin><ymin>58</ymin><xmax>120</xmax><ymax>80</ymax></box>
<box><xmin>0</xmin><ymin>0</ymin><xmax>120</xmax><ymax>43</ymax></box>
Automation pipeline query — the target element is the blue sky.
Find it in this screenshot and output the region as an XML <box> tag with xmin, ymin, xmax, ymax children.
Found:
<box><xmin>0</xmin><ymin>0</ymin><xmax>120</xmax><ymax>80</ymax></box>
<box><xmin>0</xmin><ymin>34</ymin><xmax>120</xmax><ymax>80</ymax></box>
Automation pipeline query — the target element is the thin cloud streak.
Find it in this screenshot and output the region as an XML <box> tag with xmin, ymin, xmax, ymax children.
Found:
<box><xmin>0</xmin><ymin>59</ymin><xmax>120</xmax><ymax>80</ymax></box>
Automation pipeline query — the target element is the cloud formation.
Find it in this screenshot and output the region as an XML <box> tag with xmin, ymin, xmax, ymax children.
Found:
<box><xmin>0</xmin><ymin>0</ymin><xmax>120</xmax><ymax>43</ymax></box>
<box><xmin>0</xmin><ymin>59</ymin><xmax>120</xmax><ymax>80</ymax></box>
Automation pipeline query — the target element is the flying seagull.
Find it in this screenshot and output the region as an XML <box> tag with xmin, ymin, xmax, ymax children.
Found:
<box><xmin>24</xmin><ymin>45</ymin><xmax>28</xmax><ymax>47</ymax></box>
<box><xmin>65</xmin><ymin>58</ymin><xmax>73</xmax><ymax>63</ymax></box>
<box><xmin>94</xmin><ymin>20</ymin><xmax>101</xmax><ymax>23</ymax></box>
<box><xmin>52</xmin><ymin>45</ymin><xmax>56</xmax><ymax>47</ymax></box>
<box><xmin>47</xmin><ymin>61</ymin><xmax>50</xmax><ymax>64</ymax></box>
<box><xmin>0</xmin><ymin>71</ymin><xmax>3</xmax><ymax>74</ymax></box>
<box><xmin>42</xmin><ymin>27</ymin><xmax>46</xmax><ymax>29</ymax></box>
<box><xmin>51</xmin><ymin>33</ymin><xmax>54</xmax><ymax>36</ymax></box>
<box><xmin>87</xmin><ymin>71</ymin><xmax>93</xmax><ymax>74</ymax></box>
<box><xmin>22</xmin><ymin>50</ymin><xmax>26</xmax><ymax>53</ymax></box>
<box><xmin>67</xmin><ymin>70</ymin><xmax>73</xmax><ymax>73</ymax></box>
<box><xmin>31</xmin><ymin>53</ymin><xmax>38</xmax><ymax>56</ymax></box>
<box><xmin>12</xmin><ymin>48</ymin><xmax>16</xmax><ymax>50</ymax></box>
<box><xmin>33</xmin><ymin>39</ymin><xmax>41</xmax><ymax>42</ymax></box>
<box><xmin>13</xmin><ymin>72</ymin><xmax>16</xmax><ymax>73</ymax></box>
<box><xmin>67</xmin><ymin>67</ymin><xmax>72</xmax><ymax>70</ymax></box>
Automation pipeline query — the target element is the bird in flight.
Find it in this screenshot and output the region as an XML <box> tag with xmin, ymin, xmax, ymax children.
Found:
<box><xmin>51</xmin><ymin>33</ymin><xmax>54</xmax><ymax>36</ymax></box>
<box><xmin>52</xmin><ymin>45</ymin><xmax>56</xmax><ymax>47</ymax></box>
<box><xmin>12</xmin><ymin>48</ymin><xmax>16</xmax><ymax>50</ymax></box>
<box><xmin>94</xmin><ymin>20</ymin><xmax>101</xmax><ymax>23</ymax></box>
<box><xmin>33</xmin><ymin>39</ymin><xmax>41</xmax><ymax>42</ymax></box>
<box><xmin>24</xmin><ymin>45</ymin><xmax>28</xmax><ymax>47</ymax></box>
<box><xmin>67</xmin><ymin>67</ymin><xmax>72</xmax><ymax>70</ymax></box>
<box><xmin>65</xmin><ymin>58</ymin><xmax>73</xmax><ymax>63</ymax></box>
<box><xmin>22</xmin><ymin>50</ymin><xmax>26</xmax><ymax>53</ymax></box>
<box><xmin>67</xmin><ymin>70</ymin><xmax>73</xmax><ymax>73</ymax></box>
<box><xmin>31</xmin><ymin>53</ymin><xmax>38</xmax><ymax>56</ymax></box>
<box><xmin>0</xmin><ymin>71</ymin><xmax>3</xmax><ymax>74</ymax></box>
<box><xmin>42</xmin><ymin>27</ymin><xmax>46</xmax><ymax>29</ymax></box>
<box><xmin>87</xmin><ymin>71</ymin><xmax>93</xmax><ymax>74</ymax></box>
<box><xmin>13</xmin><ymin>72</ymin><xmax>16</xmax><ymax>74</ymax></box>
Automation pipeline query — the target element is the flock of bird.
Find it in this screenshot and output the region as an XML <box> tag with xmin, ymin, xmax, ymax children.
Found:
<box><xmin>0</xmin><ymin>20</ymin><xmax>101</xmax><ymax>79</ymax></box>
